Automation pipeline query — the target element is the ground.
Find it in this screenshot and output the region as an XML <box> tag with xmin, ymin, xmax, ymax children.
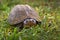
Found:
<box><xmin>0</xmin><ymin>0</ymin><xmax>60</xmax><ymax>40</ymax></box>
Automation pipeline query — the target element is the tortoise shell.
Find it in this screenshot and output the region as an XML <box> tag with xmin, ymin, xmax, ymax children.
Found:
<box><xmin>8</xmin><ymin>5</ymin><xmax>41</xmax><ymax>25</ymax></box>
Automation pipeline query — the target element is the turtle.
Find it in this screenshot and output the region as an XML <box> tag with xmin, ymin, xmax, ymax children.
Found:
<box><xmin>8</xmin><ymin>5</ymin><xmax>41</xmax><ymax>29</ymax></box>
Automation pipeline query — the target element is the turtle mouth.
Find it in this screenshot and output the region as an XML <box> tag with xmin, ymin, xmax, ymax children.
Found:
<box><xmin>26</xmin><ymin>21</ymin><xmax>36</xmax><ymax>26</ymax></box>
<box><xmin>24</xmin><ymin>22</ymin><xmax>37</xmax><ymax>28</ymax></box>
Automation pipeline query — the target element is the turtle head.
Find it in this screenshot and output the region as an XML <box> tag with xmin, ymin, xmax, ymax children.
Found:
<box><xmin>23</xmin><ymin>18</ymin><xmax>37</xmax><ymax>27</ymax></box>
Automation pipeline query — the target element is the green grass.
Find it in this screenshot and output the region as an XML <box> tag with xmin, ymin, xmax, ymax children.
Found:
<box><xmin>0</xmin><ymin>0</ymin><xmax>60</xmax><ymax>40</ymax></box>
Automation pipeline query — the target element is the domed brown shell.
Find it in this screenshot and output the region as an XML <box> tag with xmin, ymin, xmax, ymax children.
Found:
<box><xmin>8</xmin><ymin>5</ymin><xmax>41</xmax><ymax>25</ymax></box>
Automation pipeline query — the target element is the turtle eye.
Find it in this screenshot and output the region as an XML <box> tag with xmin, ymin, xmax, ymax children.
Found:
<box><xmin>24</xmin><ymin>19</ymin><xmax>29</xmax><ymax>24</ymax></box>
<box><xmin>26</xmin><ymin>20</ymin><xmax>28</xmax><ymax>23</ymax></box>
<box><xmin>24</xmin><ymin>20</ymin><xmax>27</xmax><ymax>24</ymax></box>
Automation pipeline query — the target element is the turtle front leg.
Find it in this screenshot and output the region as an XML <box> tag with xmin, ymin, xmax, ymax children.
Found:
<box><xmin>36</xmin><ymin>21</ymin><xmax>41</xmax><ymax>24</ymax></box>
<box><xmin>36</xmin><ymin>21</ymin><xmax>42</xmax><ymax>26</ymax></box>
<box><xmin>19</xmin><ymin>23</ymin><xmax>24</xmax><ymax>30</ymax></box>
<box><xmin>16</xmin><ymin>22</ymin><xmax>24</xmax><ymax>31</ymax></box>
